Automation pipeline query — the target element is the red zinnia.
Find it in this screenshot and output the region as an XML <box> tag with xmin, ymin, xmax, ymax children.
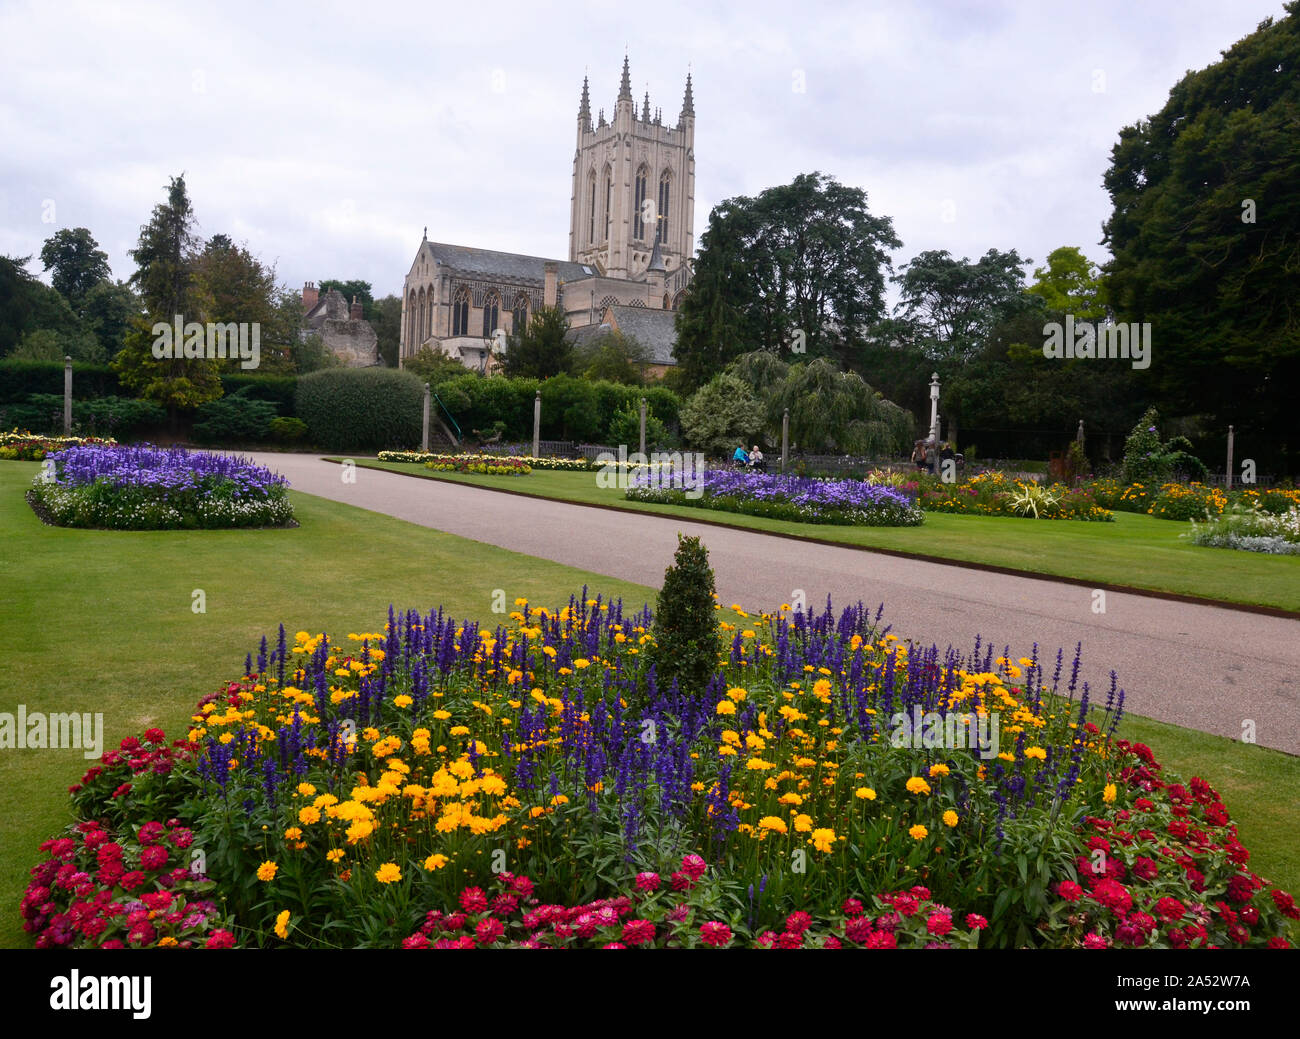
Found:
<box><xmin>634</xmin><ymin>871</ymin><xmax>661</xmax><ymax>892</ymax></box>
<box><xmin>475</xmin><ymin>916</ymin><xmax>505</xmax><ymax>945</ymax></box>
<box><xmin>699</xmin><ymin>921</ymin><xmax>732</xmax><ymax>947</ymax></box>
<box><xmin>458</xmin><ymin>887</ymin><xmax>488</xmax><ymax>914</ymax></box>
<box><xmin>926</xmin><ymin>912</ymin><xmax>954</xmax><ymax>937</ymax></box>
<box><xmin>622</xmin><ymin>919</ymin><xmax>655</xmax><ymax>946</ymax></box>
<box><xmin>204</xmin><ymin>929</ymin><xmax>236</xmax><ymax>949</ymax></box>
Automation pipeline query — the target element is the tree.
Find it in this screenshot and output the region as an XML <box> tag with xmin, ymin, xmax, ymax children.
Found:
<box><xmin>193</xmin><ymin>236</ymin><xmax>300</xmax><ymax>372</ymax></box>
<box><xmin>576</xmin><ymin>330</ymin><xmax>650</xmax><ymax>384</ymax></box>
<box><xmin>892</xmin><ymin>248</ymin><xmax>1033</xmax><ymax>362</ymax></box>
<box><xmin>0</xmin><ymin>254</ymin><xmax>84</xmax><ymax>355</ymax></box>
<box><xmin>772</xmin><ymin>357</ymin><xmax>913</xmax><ymax>456</ymax></box>
<box><xmin>129</xmin><ymin>174</ymin><xmax>201</xmax><ymax>320</ymax></box>
<box><xmin>115</xmin><ymin>176</ymin><xmax>221</xmax><ymax>415</ymax></box>
<box><xmin>1102</xmin><ymin>4</ymin><xmax>1300</xmax><ymax>474</ymax></box>
<box><xmin>675</xmin><ymin>172</ymin><xmax>901</xmax><ymax>386</ymax></box>
<box><xmin>370</xmin><ymin>294</ymin><xmax>403</xmax><ymax>366</ymax></box>
<box><xmin>651</xmin><ymin>534</ymin><xmax>721</xmax><ymax>699</ymax></box>
<box><xmin>679</xmin><ymin>373</ymin><xmax>766</xmax><ymax>458</ymax></box>
<box><xmin>403</xmin><ymin>345</ymin><xmax>469</xmax><ymax>385</ymax></box>
<box><xmin>1027</xmin><ymin>246</ymin><xmax>1106</xmax><ymax>320</ymax></box>
<box><xmin>80</xmin><ymin>280</ymin><xmax>140</xmax><ymax>358</ymax></box>
<box><xmin>503</xmin><ymin>305</ymin><xmax>572</xmax><ymax>379</ymax></box>
<box><xmin>40</xmin><ymin>228</ymin><xmax>111</xmax><ymax>309</ymax></box>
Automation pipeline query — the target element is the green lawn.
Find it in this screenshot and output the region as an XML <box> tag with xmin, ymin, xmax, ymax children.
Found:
<box><xmin>1</xmin><ymin>459</ymin><xmax>1296</xmax><ymax>947</ymax></box>
<box><xmin>350</xmin><ymin>461</ymin><xmax>1300</xmax><ymax>613</ymax></box>
<box><xmin>0</xmin><ymin>461</ymin><xmax>655</xmax><ymax>948</ymax></box>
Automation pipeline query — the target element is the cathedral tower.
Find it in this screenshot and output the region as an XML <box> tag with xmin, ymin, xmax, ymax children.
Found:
<box><xmin>568</xmin><ymin>59</ymin><xmax>695</xmax><ymax>281</ymax></box>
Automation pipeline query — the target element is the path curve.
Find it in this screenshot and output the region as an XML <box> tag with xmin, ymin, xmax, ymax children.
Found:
<box><xmin>251</xmin><ymin>453</ymin><xmax>1300</xmax><ymax>755</ymax></box>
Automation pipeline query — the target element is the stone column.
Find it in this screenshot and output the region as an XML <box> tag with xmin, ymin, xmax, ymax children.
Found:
<box><xmin>63</xmin><ymin>356</ymin><xmax>72</xmax><ymax>435</ymax></box>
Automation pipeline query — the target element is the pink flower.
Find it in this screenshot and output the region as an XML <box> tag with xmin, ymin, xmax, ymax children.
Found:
<box><xmin>785</xmin><ymin>911</ymin><xmax>812</xmax><ymax>935</ymax></box>
<box><xmin>680</xmin><ymin>854</ymin><xmax>707</xmax><ymax>881</ymax></box>
<box><xmin>1082</xmin><ymin>932</ymin><xmax>1109</xmax><ymax>949</ymax></box>
<box><xmin>926</xmin><ymin>912</ymin><xmax>954</xmax><ymax>937</ymax></box>
<box><xmin>139</xmin><ymin>845</ymin><xmax>169</xmax><ymax>871</ymax></box>
<box><xmin>402</xmin><ymin>934</ymin><xmax>431</xmax><ymax>949</ymax></box>
<box><xmin>965</xmin><ymin>913</ymin><xmax>989</xmax><ymax>930</ymax></box>
<box><xmin>621</xmin><ymin>919</ymin><xmax>656</xmax><ymax>946</ymax></box>
<box><xmin>458</xmin><ymin>887</ymin><xmax>488</xmax><ymax>914</ymax></box>
<box><xmin>699</xmin><ymin>921</ymin><xmax>732</xmax><ymax>947</ymax></box>
<box><xmin>475</xmin><ymin>917</ymin><xmax>505</xmax><ymax>945</ymax></box>
<box><xmin>634</xmin><ymin>872</ymin><xmax>661</xmax><ymax>893</ymax></box>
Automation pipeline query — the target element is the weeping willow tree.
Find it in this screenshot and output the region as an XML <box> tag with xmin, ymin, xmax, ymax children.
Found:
<box><xmin>768</xmin><ymin>356</ymin><xmax>913</xmax><ymax>456</ymax></box>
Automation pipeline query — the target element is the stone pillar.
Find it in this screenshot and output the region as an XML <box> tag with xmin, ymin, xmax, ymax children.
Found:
<box><xmin>543</xmin><ymin>262</ymin><xmax>558</xmax><ymax>309</ymax></box>
<box><xmin>533</xmin><ymin>390</ymin><xmax>542</xmax><ymax>458</ymax></box>
<box><xmin>422</xmin><ymin>384</ymin><xmax>431</xmax><ymax>453</ymax></box>
<box><xmin>63</xmin><ymin>356</ymin><xmax>72</xmax><ymax>435</ymax></box>
<box><xmin>1226</xmin><ymin>425</ymin><xmax>1234</xmax><ymax>491</ymax></box>
<box><xmin>639</xmin><ymin>397</ymin><xmax>647</xmax><ymax>455</ymax></box>
<box><xmin>781</xmin><ymin>408</ymin><xmax>789</xmax><ymax>473</ymax></box>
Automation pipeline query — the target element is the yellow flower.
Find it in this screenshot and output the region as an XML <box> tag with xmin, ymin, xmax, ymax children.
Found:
<box><xmin>283</xmin><ymin>826</ymin><xmax>303</xmax><ymax>841</ymax></box>
<box><xmin>943</xmin><ymin>810</ymin><xmax>959</xmax><ymax>827</ymax></box>
<box><xmin>326</xmin><ymin>849</ymin><xmax>344</xmax><ymax>862</ymax></box>
<box><xmin>1025</xmin><ymin>746</ymin><xmax>1047</xmax><ymax>760</ymax></box>
<box><xmin>432</xmin><ymin>709</ymin><xmax>452</xmax><ymax>720</ymax></box>
<box><xmin>811</xmin><ymin>828</ymin><xmax>836</xmax><ymax>853</ymax></box>
<box><xmin>257</xmin><ymin>860</ymin><xmax>277</xmax><ymax>882</ymax></box>
<box><xmin>777</xmin><ymin>792</ymin><xmax>803</xmax><ymax>806</ymax></box>
<box><xmin>855</xmin><ymin>787</ymin><xmax>877</xmax><ymax>801</ymax></box>
<box><xmin>909</xmin><ymin>824</ymin><xmax>928</xmax><ymax>840</ymax></box>
<box><xmin>393</xmin><ymin>695</ymin><xmax>413</xmax><ymax>708</ymax></box>
<box><xmin>374</xmin><ymin>862</ymin><xmax>402</xmax><ymax>884</ymax></box>
<box><xmin>1103</xmin><ymin>783</ymin><xmax>1117</xmax><ymax>804</ymax></box>
<box><xmin>274</xmin><ymin>910</ymin><xmax>291</xmax><ymax>939</ymax></box>
<box><xmin>296</xmin><ymin>782</ymin><xmax>317</xmax><ymax>797</ymax></box>
<box><xmin>716</xmin><ymin>701</ymin><xmax>736</xmax><ymax>716</ymax></box>
<box><xmin>905</xmin><ymin>777</ymin><xmax>932</xmax><ymax>796</ymax></box>
<box><xmin>793</xmin><ymin>814</ymin><xmax>813</xmax><ymax>832</ymax></box>
<box><xmin>758</xmin><ymin>816</ymin><xmax>788</xmax><ymax>835</ymax></box>
<box><xmin>726</xmin><ymin>687</ymin><xmax>747</xmax><ymax>702</ymax></box>
<box><xmin>928</xmin><ymin>763</ymin><xmax>950</xmax><ymax>777</ymax></box>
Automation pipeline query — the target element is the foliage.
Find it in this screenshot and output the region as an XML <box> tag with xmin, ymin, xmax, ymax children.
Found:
<box><xmin>192</xmin><ymin>394</ymin><xmax>278</xmax><ymax>444</ymax></box>
<box><xmin>652</xmin><ymin>534</ymin><xmax>720</xmax><ymax>699</ymax></box>
<box><xmin>39</xmin><ymin>228</ymin><xmax>111</xmax><ymax>308</ymax></box>
<box><xmin>17</xmin><ymin>394</ymin><xmax>164</xmax><ymax>439</ymax></box>
<box><xmin>295</xmin><ymin>367</ymin><xmax>424</xmax><ymax>451</ymax></box>
<box><xmin>1026</xmin><ymin>246</ymin><xmax>1107</xmax><ymax>321</ymax></box>
<box><xmin>269</xmin><ymin>417</ymin><xmax>309</xmax><ymax>443</ymax></box>
<box><xmin>575</xmin><ymin>330</ymin><xmax>650</xmax><ymax>385</ymax></box>
<box><xmin>680</xmin><ymin>373</ymin><xmax>766</xmax><ymax>458</ymax></box>
<box><xmin>403</xmin><ymin>346</ymin><xmax>472</xmax><ymax>386</ymax></box>
<box><xmin>1186</xmin><ymin>504</ymin><xmax>1300</xmax><ymax>554</ymax></box>
<box><xmin>0</xmin><ymin>254</ymin><xmax>87</xmax><ymax>356</ymax></box>
<box><xmin>772</xmin><ymin>358</ymin><xmax>914</xmax><ymax>456</ymax></box>
<box><xmin>425</xmin><ymin>456</ymin><xmax>531</xmax><ymax>476</ymax></box>
<box><xmin>606</xmin><ymin>402</ymin><xmax>669</xmax><ymax>452</ymax></box>
<box><xmin>918</xmin><ymin>471</ymin><xmax>1114</xmax><ymax>521</ymax></box>
<box><xmin>674</xmin><ymin>172</ymin><xmax>901</xmax><ymax>387</ymax></box>
<box><xmin>504</xmin><ymin>305</ymin><xmax>573</xmax><ymax>379</ymax></box>
<box><xmin>892</xmin><ymin>248</ymin><xmax>1035</xmax><ymax>362</ymax></box>
<box><xmin>1101</xmin><ymin>5</ymin><xmax>1300</xmax><ymax>475</ymax></box>
<box><xmin>1121</xmin><ymin>408</ymin><xmax>1208</xmax><ymax>484</ymax></box>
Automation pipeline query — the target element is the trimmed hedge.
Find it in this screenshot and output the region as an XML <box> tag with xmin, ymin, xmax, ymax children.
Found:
<box><xmin>296</xmin><ymin>368</ymin><xmax>424</xmax><ymax>451</ymax></box>
<box><xmin>428</xmin><ymin>372</ymin><xmax>680</xmax><ymax>444</ymax></box>
<box><xmin>0</xmin><ymin>395</ymin><xmax>164</xmax><ymax>438</ymax></box>
<box><xmin>193</xmin><ymin>395</ymin><xmax>279</xmax><ymax>443</ymax></box>
<box><xmin>0</xmin><ymin>359</ymin><xmax>123</xmax><ymax>403</ymax></box>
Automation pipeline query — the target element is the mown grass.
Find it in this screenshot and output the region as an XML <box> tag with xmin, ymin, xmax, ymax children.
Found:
<box><xmin>2</xmin><ymin>459</ymin><xmax>1295</xmax><ymax>947</ymax></box>
<box><xmin>350</xmin><ymin>461</ymin><xmax>1300</xmax><ymax>613</ymax></box>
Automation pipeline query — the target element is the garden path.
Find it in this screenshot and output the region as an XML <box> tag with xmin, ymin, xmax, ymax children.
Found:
<box><xmin>249</xmin><ymin>453</ymin><xmax>1300</xmax><ymax>755</ymax></box>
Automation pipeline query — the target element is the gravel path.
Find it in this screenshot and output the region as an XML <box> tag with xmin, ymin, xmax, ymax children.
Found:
<box><xmin>251</xmin><ymin>453</ymin><xmax>1300</xmax><ymax>755</ymax></box>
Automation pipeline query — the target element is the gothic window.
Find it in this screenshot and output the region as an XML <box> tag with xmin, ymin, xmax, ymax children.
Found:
<box><xmin>482</xmin><ymin>293</ymin><xmax>500</xmax><ymax>338</ymax></box>
<box><xmin>672</xmin><ymin>290</ymin><xmax>687</xmax><ymax>311</ymax></box>
<box><xmin>417</xmin><ymin>287</ymin><xmax>426</xmax><ymax>342</ymax></box>
<box><xmin>603</xmin><ymin>165</ymin><xmax>612</xmax><ymax>242</ymax></box>
<box><xmin>408</xmin><ymin>290</ymin><xmax>417</xmax><ymax>345</ymax></box>
<box><xmin>663</xmin><ymin>293</ymin><xmax>670</xmax><ymax>310</ymax></box>
<box><xmin>657</xmin><ymin>172</ymin><xmax>671</xmax><ymax>244</ymax></box>
<box><xmin>512</xmin><ymin>296</ymin><xmax>528</xmax><ymax>335</ymax></box>
<box><xmin>451</xmin><ymin>287</ymin><xmax>470</xmax><ymax>337</ymax></box>
<box><xmin>587</xmin><ymin>172</ymin><xmax>596</xmax><ymax>245</ymax></box>
<box><xmin>633</xmin><ymin>166</ymin><xmax>649</xmax><ymax>240</ymax></box>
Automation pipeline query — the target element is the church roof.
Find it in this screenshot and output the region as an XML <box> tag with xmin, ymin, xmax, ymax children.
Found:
<box><xmin>419</xmin><ymin>240</ymin><xmax>592</xmax><ymax>285</ymax></box>
<box><xmin>602</xmin><ymin>304</ymin><xmax>678</xmax><ymax>366</ymax></box>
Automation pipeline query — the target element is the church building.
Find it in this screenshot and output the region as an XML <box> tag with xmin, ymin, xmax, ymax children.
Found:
<box><xmin>399</xmin><ymin>59</ymin><xmax>695</xmax><ymax>371</ymax></box>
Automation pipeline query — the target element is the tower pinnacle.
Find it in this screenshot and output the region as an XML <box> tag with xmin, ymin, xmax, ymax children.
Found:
<box><xmin>618</xmin><ymin>55</ymin><xmax>632</xmax><ymax>101</ymax></box>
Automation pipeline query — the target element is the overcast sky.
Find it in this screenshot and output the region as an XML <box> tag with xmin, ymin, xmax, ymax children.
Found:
<box><xmin>0</xmin><ymin>0</ymin><xmax>1287</xmax><ymax>303</ymax></box>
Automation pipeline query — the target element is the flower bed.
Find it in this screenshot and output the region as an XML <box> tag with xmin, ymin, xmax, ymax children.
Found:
<box><xmin>627</xmin><ymin>470</ymin><xmax>924</xmax><ymax>526</ymax></box>
<box><xmin>27</xmin><ymin>444</ymin><xmax>294</xmax><ymax>530</ymax></box>
<box><xmin>424</xmin><ymin>455</ymin><xmax>531</xmax><ymax>476</ymax></box>
<box><xmin>23</xmin><ymin>593</ymin><xmax>1295</xmax><ymax>948</ymax></box>
<box><xmin>1184</xmin><ymin>504</ymin><xmax>1300</xmax><ymax>556</ymax></box>
<box><xmin>0</xmin><ymin>430</ymin><xmax>117</xmax><ymax>461</ymax></box>
<box><xmin>380</xmin><ymin>450</ymin><xmax>595</xmax><ymax>471</ymax></box>
<box><xmin>1085</xmin><ymin>479</ymin><xmax>1300</xmax><ymax>521</ymax></box>
<box><xmin>918</xmin><ymin>471</ymin><xmax>1113</xmax><ymax>521</ymax></box>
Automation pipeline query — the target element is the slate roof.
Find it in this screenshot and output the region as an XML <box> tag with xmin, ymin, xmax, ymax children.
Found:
<box><xmin>420</xmin><ymin>241</ymin><xmax>592</xmax><ymax>285</ymax></box>
<box><xmin>602</xmin><ymin>305</ymin><xmax>678</xmax><ymax>366</ymax></box>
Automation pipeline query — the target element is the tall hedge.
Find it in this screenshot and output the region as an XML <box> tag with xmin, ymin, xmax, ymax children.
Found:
<box><xmin>428</xmin><ymin>371</ymin><xmax>680</xmax><ymax>444</ymax></box>
<box><xmin>296</xmin><ymin>368</ymin><xmax>424</xmax><ymax>452</ymax></box>
<box><xmin>0</xmin><ymin>359</ymin><xmax>122</xmax><ymax>403</ymax></box>
<box><xmin>219</xmin><ymin>374</ymin><xmax>298</xmax><ymax>416</ymax></box>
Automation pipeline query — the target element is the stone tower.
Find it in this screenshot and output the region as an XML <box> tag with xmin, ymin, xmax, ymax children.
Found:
<box><xmin>568</xmin><ymin>59</ymin><xmax>695</xmax><ymax>281</ymax></box>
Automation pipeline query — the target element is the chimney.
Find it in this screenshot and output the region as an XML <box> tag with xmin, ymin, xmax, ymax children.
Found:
<box><xmin>302</xmin><ymin>281</ymin><xmax>318</xmax><ymax>312</ymax></box>
<box><xmin>543</xmin><ymin>261</ymin><xmax>557</xmax><ymax>309</ymax></box>
<box><xmin>350</xmin><ymin>295</ymin><xmax>364</xmax><ymax>321</ymax></box>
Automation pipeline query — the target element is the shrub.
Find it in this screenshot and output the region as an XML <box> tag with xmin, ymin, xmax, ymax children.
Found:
<box><xmin>296</xmin><ymin>368</ymin><xmax>424</xmax><ymax>451</ymax></box>
<box><xmin>607</xmin><ymin>403</ymin><xmax>669</xmax><ymax>452</ymax></box>
<box><xmin>192</xmin><ymin>395</ymin><xmax>278</xmax><ymax>444</ymax></box>
<box><xmin>0</xmin><ymin>359</ymin><xmax>122</xmax><ymax>404</ymax></box>
<box><xmin>5</xmin><ymin>395</ymin><xmax>164</xmax><ymax>438</ymax></box>
<box><xmin>1121</xmin><ymin>408</ymin><xmax>1208</xmax><ymax>484</ymax></box>
<box><xmin>269</xmin><ymin>416</ymin><xmax>309</xmax><ymax>443</ymax></box>
<box><xmin>219</xmin><ymin>374</ymin><xmax>298</xmax><ymax>416</ymax></box>
<box><xmin>680</xmin><ymin>374</ymin><xmax>766</xmax><ymax>458</ymax></box>
<box><xmin>651</xmin><ymin>535</ymin><xmax>720</xmax><ymax>698</ymax></box>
